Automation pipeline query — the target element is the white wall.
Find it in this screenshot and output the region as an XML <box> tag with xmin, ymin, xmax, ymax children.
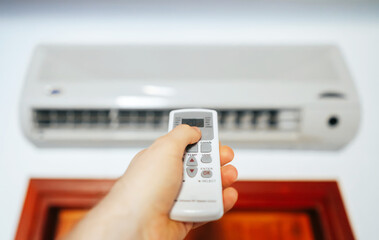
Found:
<box><xmin>0</xmin><ymin>1</ymin><xmax>379</xmax><ymax>239</ymax></box>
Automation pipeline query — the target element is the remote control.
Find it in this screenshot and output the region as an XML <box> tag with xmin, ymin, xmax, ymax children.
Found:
<box><xmin>168</xmin><ymin>109</ymin><xmax>223</xmax><ymax>222</ymax></box>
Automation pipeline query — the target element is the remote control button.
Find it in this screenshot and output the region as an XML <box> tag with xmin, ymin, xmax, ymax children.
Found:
<box><xmin>201</xmin><ymin>170</ymin><xmax>213</xmax><ymax>178</ymax></box>
<box><xmin>186</xmin><ymin>156</ymin><xmax>198</xmax><ymax>166</ymax></box>
<box><xmin>186</xmin><ymin>167</ymin><xmax>198</xmax><ymax>178</ymax></box>
<box><xmin>186</xmin><ymin>143</ymin><xmax>198</xmax><ymax>153</ymax></box>
<box><xmin>201</xmin><ymin>129</ymin><xmax>214</xmax><ymax>140</ymax></box>
<box><xmin>200</xmin><ymin>142</ymin><xmax>212</xmax><ymax>153</ymax></box>
<box><xmin>201</xmin><ymin>154</ymin><xmax>212</xmax><ymax>163</ymax></box>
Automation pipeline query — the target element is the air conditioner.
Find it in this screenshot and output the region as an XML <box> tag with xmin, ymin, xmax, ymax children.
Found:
<box><xmin>20</xmin><ymin>44</ymin><xmax>360</xmax><ymax>150</ymax></box>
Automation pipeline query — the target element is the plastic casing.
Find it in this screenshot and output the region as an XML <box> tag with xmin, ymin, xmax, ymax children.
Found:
<box><xmin>20</xmin><ymin>45</ymin><xmax>360</xmax><ymax>150</ymax></box>
<box><xmin>168</xmin><ymin>109</ymin><xmax>223</xmax><ymax>222</ymax></box>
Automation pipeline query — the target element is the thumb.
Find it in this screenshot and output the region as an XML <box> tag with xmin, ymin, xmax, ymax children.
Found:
<box><xmin>151</xmin><ymin>124</ymin><xmax>202</xmax><ymax>156</ymax></box>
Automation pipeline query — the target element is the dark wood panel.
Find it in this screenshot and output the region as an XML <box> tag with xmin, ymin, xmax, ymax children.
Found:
<box><xmin>15</xmin><ymin>180</ymin><xmax>355</xmax><ymax>240</ymax></box>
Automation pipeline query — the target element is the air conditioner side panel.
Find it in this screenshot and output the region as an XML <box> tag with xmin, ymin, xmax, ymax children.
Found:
<box><xmin>300</xmin><ymin>102</ymin><xmax>360</xmax><ymax>150</ymax></box>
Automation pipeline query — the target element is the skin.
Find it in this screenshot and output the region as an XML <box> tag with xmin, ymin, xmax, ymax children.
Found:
<box><xmin>64</xmin><ymin>125</ymin><xmax>238</xmax><ymax>240</ymax></box>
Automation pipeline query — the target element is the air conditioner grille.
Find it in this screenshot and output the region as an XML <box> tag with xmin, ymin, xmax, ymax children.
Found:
<box><xmin>33</xmin><ymin>109</ymin><xmax>300</xmax><ymax>131</ymax></box>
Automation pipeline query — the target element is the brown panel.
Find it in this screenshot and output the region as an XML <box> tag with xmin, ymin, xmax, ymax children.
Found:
<box><xmin>15</xmin><ymin>180</ymin><xmax>355</xmax><ymax>240</ymax></box>
<box><xmin>54</xmin><ymin>209</ymin><xmax>88</xmax><ymax>239</ymax></box>
<box><xmin>185</xmin><ymin>211</ymin><xmax>316</xmax><ymax>240</ymax></box>
<box><xmin>15</xmin><ymin>179</ymin><xmax>115</xmax><ymax>240</ymax></box>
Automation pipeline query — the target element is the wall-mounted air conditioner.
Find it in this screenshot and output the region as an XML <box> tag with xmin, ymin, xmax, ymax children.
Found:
<box><xmin>20</xmin><ymin>44</ymin><xmax>360</xmax><ymax>150</ymax></box>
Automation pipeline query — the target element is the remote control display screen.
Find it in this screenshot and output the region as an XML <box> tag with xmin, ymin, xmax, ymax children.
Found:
<box><xmin>182</xmin><ymin>118</ymin><xmax>204</xmax><ymax>127</ymax></box>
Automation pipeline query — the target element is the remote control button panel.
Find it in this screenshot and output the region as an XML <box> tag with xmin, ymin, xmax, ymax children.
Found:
<box><xmin>173</xmin><ymin>110</ymin><xmax>217</xmax><ymax>181</ymax></box>
<box><xmin>184</xmin><ymin>141</ymin><xmax>214</xmax><ymax>178</ymax></box>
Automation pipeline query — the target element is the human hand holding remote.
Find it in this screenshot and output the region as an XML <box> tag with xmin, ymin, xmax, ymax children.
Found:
<box><xmin>65</xmin><ymin>125</ymin><xmax>238</xmax><ymax>240</ymax></box>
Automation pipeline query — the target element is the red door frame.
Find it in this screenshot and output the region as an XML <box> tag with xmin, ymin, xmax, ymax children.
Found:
<box><xmin>15</xmin><ymin>179</ymin><xmax>355</xmax><ymax>240</ymax></box>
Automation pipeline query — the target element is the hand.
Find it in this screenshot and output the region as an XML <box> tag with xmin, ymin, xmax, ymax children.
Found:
<box><xmin>65</xmin><ymin>125</ymin><xmax>238</xmax><ymax>240</ymax></box>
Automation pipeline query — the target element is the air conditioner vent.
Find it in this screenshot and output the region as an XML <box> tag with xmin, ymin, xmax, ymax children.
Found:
<box><xmin>34</xmin><ymin>110</ymin><xmax>111</xmax><ymax>128</ymax></box>
<box><xmin>33</xmin><ymin>109</ymin><xmax>300</xmax><ymax>131</ymax></box>
<box><xmin>117</xmin><ymin>110</ymin><xmax>169</xmax><ymax>128</ymax></box>
<box><xmin>217</xmin><ymin>109</ymin><xmax>299</xmax><ymax>131</ymax></box>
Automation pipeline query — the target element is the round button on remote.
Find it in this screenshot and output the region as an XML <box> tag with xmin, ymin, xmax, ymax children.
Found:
<box><xmin>201</xmin><ymin>170</ymin><xmax>213</xmax><ymax>178</ymax></box>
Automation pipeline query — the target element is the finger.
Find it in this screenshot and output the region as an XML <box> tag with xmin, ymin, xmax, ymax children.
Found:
<box><xmin>133</xmin><ymin>149</ymin><xmax>147</xmax><ymax>158</ymax></box>
<box><xmin>221</xmin><ymin>165</ymin><xmax>238</xmax><ymax>188</ymax></box>
<box><xmin>192</xmin><ymin>221</ymin><xmax>205</xmax><ymax>229</ymax></box>
<box><xmin>152</xmin><ymin>124</ymin><xmax>201</xmax><ymax>153</ymax></box>
<box><xmin>167</xmin><ymin>124</ymin><xmax>202</xmax><ymax>146</ymax></box>
<box><xmin>220</xmin><ymin>145</ymin><xmax>234</xmax><ymax>166</ymax></box>
<box><xmin>192</xmin><ymin>187</ymin><xmax>238</xmax><ymax>229</ymax></box>
<box><xmin>223</xmin><ymin>187</ymin><xmax>238</xmax><ymax>213</ymax></box>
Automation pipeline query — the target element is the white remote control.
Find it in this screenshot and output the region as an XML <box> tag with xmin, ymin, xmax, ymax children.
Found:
<box><xmin>168</xmin><ymin>109</ymin><xmax>223</xmax><ymax>222</ymax></box>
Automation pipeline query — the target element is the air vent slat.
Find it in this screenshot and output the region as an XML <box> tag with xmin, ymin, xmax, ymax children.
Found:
<box><xmin>33</xmin><ymin>108</ymin><xmax>300</xmax><ymax>132</ymax></box>
<box><xmin>34</xmin><ymin>109</ymin><xmax>111</xmax><ymax>128</ymax></box>
<box><xmin>153</xmin><ymin>111</ymin><xmax>164</xmax><ymax>127</ymax></box>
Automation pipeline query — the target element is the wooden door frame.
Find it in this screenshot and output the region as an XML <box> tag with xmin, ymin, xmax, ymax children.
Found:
<box><xmin>15</xmin><ymin>179</ymin><xmax>355</xmax><ymax>240</ymax></box>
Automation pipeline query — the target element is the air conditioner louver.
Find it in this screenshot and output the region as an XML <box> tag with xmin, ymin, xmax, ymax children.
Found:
<box><xmin>33</xmin><ymin>109</ymin><xmax>300</xmax><ymax>132</ymax></box>
<box><xmin>34</xmin><ymin>110</ymin><xmax>111</xmax><ymax>128</ymax></box>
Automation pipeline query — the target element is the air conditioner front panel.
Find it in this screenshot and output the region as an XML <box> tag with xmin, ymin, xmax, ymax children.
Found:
<box><xmin>20</xmin><ymin>44</ymin><xmax>360</xmax><ymax>150</ymax></box>
<box><xmin>34</xmin><ymin>45</ymin><xmax>344</xmax><ymax>83</ymax></box>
